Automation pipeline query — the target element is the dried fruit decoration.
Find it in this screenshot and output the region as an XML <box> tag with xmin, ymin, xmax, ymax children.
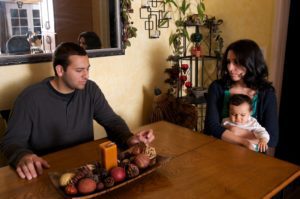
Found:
<box><xmin>125</xmin><ymin>163</ymin><xmax>139</xmax><ymax>178</ymax></box>
<box><xmin>104</xmin><ymin>176</ymin><xmax>115</xmax><ymax>188</ymax></box>
<box><xmin>69</xmin><ymin>165</ymin><xmax>93</xmax><ymax>185</ymax></box>
<box><xmin>59</xmin><ymin>172</ymin><xmax>75</xmax><ymax>187</ymax></box>
<box><xmin>130</xmin><ymin>142</ymin><xmax>146</xmax><ymax>155</ymax></box>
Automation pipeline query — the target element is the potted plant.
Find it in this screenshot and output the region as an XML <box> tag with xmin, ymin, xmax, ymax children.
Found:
<box><xmin>121</xmin><ymin>0</ymin><xmax>137</xmax><ymax>49</ymax></box>
<box><xmin>163</xmin><ymin>0</ymin><xmax>205</xmax><ymax>96</ymax></box>
<box><xmin>164</xmin><ymin>0</ymin><xmax>206</xmax><ymax>56</ymax></box>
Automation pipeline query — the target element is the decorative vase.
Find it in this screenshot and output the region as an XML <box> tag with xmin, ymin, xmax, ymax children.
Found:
<box><xmin>191</xmin><ymin>43</ymin><xmax>201</xmax><ymax>58</ymax></box>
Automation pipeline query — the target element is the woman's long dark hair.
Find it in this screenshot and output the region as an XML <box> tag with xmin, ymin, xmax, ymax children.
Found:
<box><xmin>78</xmin><ymin>31</ymin><xmax>102</xmax><ymax>50</ymax></box>
<box><xmin>220</xmin><ymin>39</ymin><xmax>272</xmax><ymax>90</ymax></box>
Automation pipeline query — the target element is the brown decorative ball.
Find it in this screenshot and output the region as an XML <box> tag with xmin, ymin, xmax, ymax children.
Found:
<box><xmin>104</xmin><ymin>176</ymin><xmax>115</xmax><ymax>188</ymax></box>
<box><xmin>96</xmin><ymin>182</ymin><xmax>105</xmax><ymax>191</ymax></box>
<box><xmin>134</xmin><ymin>154</ymin><xmax>150</xmax><ymax>169</ymax></box>
<box><xmin>126</xmin><ymin>163</ymin><xmax>139</xmax><ymax>178</ymax></box>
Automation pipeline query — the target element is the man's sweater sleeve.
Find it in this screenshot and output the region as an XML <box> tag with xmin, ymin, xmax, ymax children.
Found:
<box><xmin>0</xmin><ymin>93</ymin><xmax>34</xmax><ymax>168</ymax></box>
<box><xmin>92</xmin><ymin>85</ymin><xmax>133</xmax><ymax>149</ymax></box>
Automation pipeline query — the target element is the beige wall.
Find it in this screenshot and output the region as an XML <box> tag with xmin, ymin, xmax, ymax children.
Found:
<box><xmin>0</xmin><ymin>1</ymin><xmax>171</xmax><ymax>139</ymax></box>
<box><xmin>0</xmin><ymin>1</ymin><xmax>282</xmax><ymax>139</ymax></box>
<box><xmin>204</xmin><ymin>0</ymin><xmax>275</xmax><ymax>75</ymax></box>
<box><xmin>204</xmin><ymin>0</ymin><xmax>288</xmax><ymax>104</ymax></box>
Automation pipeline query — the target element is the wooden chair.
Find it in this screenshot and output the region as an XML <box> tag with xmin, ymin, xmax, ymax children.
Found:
<box><xmin>0</xmin><ymin>113</ymin><xmax>8</xmax><ymax>167</ymax></box>
<box><xmin>6</xmin><ymin>36</ymin><xmax>31</xmax><ymax>54</ymax></box>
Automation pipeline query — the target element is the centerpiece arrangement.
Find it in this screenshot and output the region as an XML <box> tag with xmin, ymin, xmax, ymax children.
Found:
<box><xmin>49</xmin><ymin>142</ymin><xmax>169</xmax><ymax>198</ymax></box>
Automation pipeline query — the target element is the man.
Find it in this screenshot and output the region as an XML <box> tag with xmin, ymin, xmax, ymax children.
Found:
<box><xmin>0</xmin><ymin>42</ymin><xmax>154</xmax><ymax>180</ymax></box>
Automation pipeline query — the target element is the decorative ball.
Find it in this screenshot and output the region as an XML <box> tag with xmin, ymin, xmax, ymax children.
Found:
<box><xmin>110</xmin><ymin>167</ymin><xmax>126</xmax><ymax>183</ymax></box>
<box><xmin>134</xmin><ymin>154</ymin><xmax>150</xmax><ymax>169</ymax></box>
<box><xmin>191</xmin><ymin>32</ymin><xmax>203</xmax><ymax>43</ymax></box>
<box><xmin>104</xmin><ymin>176</ymin><xmax>115</xmax><ymax>188</ymax></box>
<box><xmin>126</xmin><ymin>163</ymin><xmax>140</xmax><ymax>178</ymax></box>
<box><xmin>77</xmin><ymin>178</ymin><xmax>97</xmax><ymax>194</ymax></box>
<box><xmin>64</xmin><ymin>184</ymin><xmax>78</xmax><ymax>195</ymax></box>
<box><xmin>96</xmin><ymin>182</ymin><xmax>105</xmax><ymax>191</ymax></box>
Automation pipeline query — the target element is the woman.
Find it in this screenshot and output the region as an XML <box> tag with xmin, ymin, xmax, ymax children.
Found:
<box><xmin>78</xmin><ymin>31</ymin><xmax>102</xmax><ymax>50</ymax></box>
<box><xmin>204</xmin><ymin>39</ymin><xmax>279</xmax><ymax>156</ymax></box>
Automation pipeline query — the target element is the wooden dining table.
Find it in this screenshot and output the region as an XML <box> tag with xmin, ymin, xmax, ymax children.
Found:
<box><xmin>0</xmin><ymin>121</ymin><xmax>299</xmax><ymax>199</ymax></box>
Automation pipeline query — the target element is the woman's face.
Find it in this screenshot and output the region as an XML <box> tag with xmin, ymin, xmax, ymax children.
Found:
<box><xmin>79</xmin><ymin>37</ymin><xmax>87</xmax><ymax>50</ymax></box>
<box><xmin>227</xmin><ymin>50</ymin><xmax>247</xmax><ymax>82</ymax></box>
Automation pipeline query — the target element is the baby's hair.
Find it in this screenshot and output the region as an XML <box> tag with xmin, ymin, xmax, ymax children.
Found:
<box><xmin>229</xmin><ymin>94</ymin><xmax>252</xmax><ymax>110</ymax></box>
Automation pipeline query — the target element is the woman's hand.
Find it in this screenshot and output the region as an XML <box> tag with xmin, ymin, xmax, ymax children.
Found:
<box><xmin>127</xmin><ymin>129</ymin><xmax>155</xmax><ymax>146</ymax></box>
<box><xmin>241</xmin><ymin>139</ymin><xmax>256</xmax><ymax>151</ymax></box>
<box><xmin>222</xmin><ymin>129</ymin><xmax>256</xmax><ymax>151</ymax></box>
<box><xmin>225</xmin><ymin>125</ymin><xmax>256</xmax><ymax>139</ymax></box>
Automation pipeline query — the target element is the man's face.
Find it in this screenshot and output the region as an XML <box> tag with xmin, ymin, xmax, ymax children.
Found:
<box><xmin>61</xmin><ymin>55</ymin><xmax>90</xmax><ymax>91</ymax></box>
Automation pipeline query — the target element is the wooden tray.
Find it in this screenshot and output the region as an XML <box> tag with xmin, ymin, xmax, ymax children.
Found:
<box><xmin>48</xmin><ymin>155</ymin><xmax>171</xmax><ymax>199</ymax></box>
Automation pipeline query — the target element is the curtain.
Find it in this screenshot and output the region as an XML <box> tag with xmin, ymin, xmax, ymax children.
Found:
<box><xmin>0</xmin><ymin>2</ymin><xmax>10</xmax><ymax>54</ymax></box>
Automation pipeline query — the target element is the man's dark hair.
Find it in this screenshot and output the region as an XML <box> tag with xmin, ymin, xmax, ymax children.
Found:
<box><xmin>53</xmin><ymin>42</ymin><xmax>87</xmax><ymax>75</ymax></box>
<box><xmin>229</xmin><ymin>94</ymin><xmax>252</xmax><ymax>110</ymax></box>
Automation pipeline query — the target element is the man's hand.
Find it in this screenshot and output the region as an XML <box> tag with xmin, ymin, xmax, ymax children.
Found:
<box><xmin>127</xmin><ymin>129</ymin><xmax>155</xmax><ymax>146</ymax></box>
<box><xmin>16</xmin><ymin>154</ymin><xmax>50</xmax><ymax>180</ymax></box>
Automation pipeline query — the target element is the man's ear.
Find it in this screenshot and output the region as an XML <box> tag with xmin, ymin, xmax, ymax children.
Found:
<box><xmin>55</xmin><ymin>65</ymin><xmax>64</xmax><ymax>77</ymax></box>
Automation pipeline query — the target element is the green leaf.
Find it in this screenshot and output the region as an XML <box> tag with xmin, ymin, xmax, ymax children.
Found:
<box><xmin>169</xmin><ymin>34</ymin><xmax>176</xmax><ymax>46</ymax></box>
<box><xmin>197</xmin><ymin>3</ymin><xmax>205</xmax><ymax>22</ymax></box>
<box><xmin>183</xmin><ymin>28</ymin><xmax>190</xmax><ymax>42</ymax></box>
<box><xmin>179</xmin><ymin>0</ymin><xmax>190</xmax><ymax>15</ymax></box>
<box><xmin>159</xmin><ymin>19</ymin><xmax>168</xmax><ymax>27</ymax></box>
<box><xmin>164</xmin><ymin>0</ymin><xmax>178</xmax><ymax>8</ymax></box>
<box><xmin>201</xmin><ymin>2</ymin><xmax>206</xmax><ymax>11</ymax></box>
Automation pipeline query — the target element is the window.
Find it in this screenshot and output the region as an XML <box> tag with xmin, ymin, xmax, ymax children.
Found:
<box><xmin>5</xmin><ymin>3</ymin><xmax>41</xmax><ymax>37</ymax></box>
<box><xmin>32</xmin><ymin>9</ymin><xmax>41</xmax><ymax>34</ymax></box>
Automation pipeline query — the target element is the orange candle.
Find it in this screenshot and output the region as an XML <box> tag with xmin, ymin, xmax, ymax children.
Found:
<box><xmin>99</xmin><ymin>141</ymin><xmax>118</xmax><ymax>171</ymax></box>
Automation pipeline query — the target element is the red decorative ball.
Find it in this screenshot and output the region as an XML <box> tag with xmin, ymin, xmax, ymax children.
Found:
<box><xmin>185</xmin><ymin>81</ymin><xmax>192</xmax><ymax>88</ymax></box>
<box><xmin>77</xmin><ymin>178</ymin><xmax>97</xmax><ymax>194</ymax></box>
<box><xmin>65</xmin><ymin>184</ymin><xmax>78</xmax><ymax>195</ymax></box>
<box><xmin>110</xmin><ymin>167</ymin><xmax>126</xmax><ymax>183</ymax></box>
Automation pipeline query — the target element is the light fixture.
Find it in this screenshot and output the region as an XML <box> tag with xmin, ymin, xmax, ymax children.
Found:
<box><xmin>14</xmin><ymin>0</ymin><xmax>41</xmax><ymax>9</ymax></box>
<box><xmin>139</xmin><ymin>0</ymin><xmax>171</xmax><ymax>39</ymax></box>
<box><xmin>16</xmin><ymin>0</ymin><xmax>23</xmax><ymax>8</ymax></box>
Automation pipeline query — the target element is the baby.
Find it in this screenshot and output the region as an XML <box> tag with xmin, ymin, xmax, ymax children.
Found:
<box><xmin>222</xmin><ymin>94</ymin><xmax>270</xmax><ymax>152</ymax></box>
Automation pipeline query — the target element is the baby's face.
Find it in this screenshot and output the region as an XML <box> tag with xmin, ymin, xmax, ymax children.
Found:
<box><xmin>229</xmin><ymin>102</ymin><xmax>251</xmax><ymax>125</ymax></box>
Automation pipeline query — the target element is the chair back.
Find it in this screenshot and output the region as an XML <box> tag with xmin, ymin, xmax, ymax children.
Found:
<box><xmin>0</xmin><ymin>113</ymin><xmax>8</xmax><ymax>167</ymax></box>
<box><xmin>6</xmin><ymin>36</ymin><xmax>31</xmax><ymax>54</ymax></box>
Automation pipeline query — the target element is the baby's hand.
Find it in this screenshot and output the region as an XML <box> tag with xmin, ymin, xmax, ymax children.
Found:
<box><xmin>258</xmin><ymin>139</ymin><xmax>268</xmax><ymax>152</ymax></box>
